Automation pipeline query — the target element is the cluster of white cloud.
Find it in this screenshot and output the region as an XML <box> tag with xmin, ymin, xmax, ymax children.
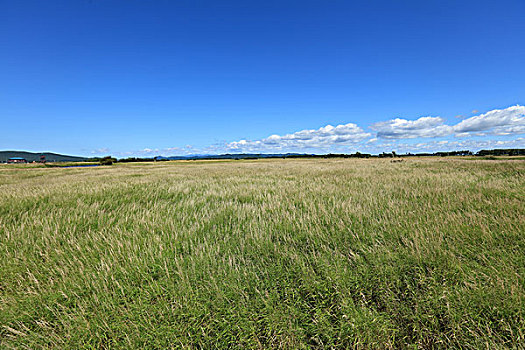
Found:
<box><xmin>93</xmin><ymin>105</ymin><xmax>525</xmax><ymax>156</ymax></box>
<box><xmin>371</xmin><ymin>105</ymin><xmax>525</xmax><ymax>140</ymax></box>
<box><xmin>227</xmin><ymin>123</ymin><xmax>371</xmax><ymax>152</ymax></box>
<box><xmin>224</xmin><ymin>105</ymin><xmax>524</xmax><ymax>153</ymax></box>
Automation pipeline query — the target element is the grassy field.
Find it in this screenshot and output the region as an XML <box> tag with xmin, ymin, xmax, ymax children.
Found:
<box><xmin>1</xmin><ymin>158</ymin><xmax>524</xmax><ymax>349</ymax></box>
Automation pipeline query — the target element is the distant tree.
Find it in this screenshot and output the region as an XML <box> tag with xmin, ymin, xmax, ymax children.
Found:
<box><xmin>476</xmin><ymin>149</ymin><xmax>525</xmax><ymax>156</ymax></box>
<box><xmin>99</xmin><ymin>156</ymin><xmax>116</xmax><ymax>165</ymax></box>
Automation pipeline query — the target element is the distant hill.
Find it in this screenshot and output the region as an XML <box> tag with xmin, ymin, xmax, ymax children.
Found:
<box><xmin>0</xmin><ymin>151</ymin><xmax>87</xmax><ymax>163</ymax></box>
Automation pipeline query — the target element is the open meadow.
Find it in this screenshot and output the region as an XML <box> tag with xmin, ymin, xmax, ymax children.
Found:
<box><xmin>1</xmin><ymin>158</ymin><xmax>524</xmax><ymax>349</ymax></box>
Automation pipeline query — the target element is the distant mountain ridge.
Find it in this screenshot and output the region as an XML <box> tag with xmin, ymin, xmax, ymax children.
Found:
<box><xmin>0</xmin><ymin>151</ymin><xmax>87</xmax><ymax>163</ymax></box>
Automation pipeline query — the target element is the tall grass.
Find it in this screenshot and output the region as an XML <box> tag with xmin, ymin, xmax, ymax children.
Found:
<box><xmin>1</xmin><ymin>158</ymin><xmax>524</xmax><ymax>348</ymax></box>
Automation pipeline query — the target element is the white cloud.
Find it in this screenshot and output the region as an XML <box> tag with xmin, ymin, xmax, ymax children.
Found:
<box><xmin>370</xmin><ymin>116</ymin><xmax>453</xmax><ymax>139</ymax></box>
<box><xmin>453</xmin><ymin>105</ymin><xmax>525</xmax><ymax>135</ymax></box>
<box><xmin>226</xmin><ymin>123</ymin><xmax>371</xmax><ymax>152</ymax></box>
<box><xmin>91</xmin><ymin>147</ymin><xmax>110</xmax><ymax>154</ymax></box>
<box><xmin>371</xmin><ymin>105</ymin><xmax>525</xmax><ymax>140</ymax></box>
<box><xmin>137</xmin><ymin>148</ymin><xmax>160</xmax><ymax>155</ymax></box>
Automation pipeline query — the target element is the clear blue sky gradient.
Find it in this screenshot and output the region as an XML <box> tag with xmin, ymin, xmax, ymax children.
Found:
<box><xmin>1</xmin><ymin>0</ymin><xmax>524</xmax><ymax>156</ymax></box>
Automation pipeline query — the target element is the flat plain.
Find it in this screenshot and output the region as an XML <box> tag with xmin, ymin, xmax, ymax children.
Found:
<box><xmin>1</xmin><ymin>158</ymin><xmax>524</xmax><ymax>349</ymax></box>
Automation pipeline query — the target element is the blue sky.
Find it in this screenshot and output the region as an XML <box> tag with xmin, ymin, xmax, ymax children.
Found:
<box><xmin>1</xmin><ymin>0</ymin><xmax>524</xmax><ymax>157</ymax></box>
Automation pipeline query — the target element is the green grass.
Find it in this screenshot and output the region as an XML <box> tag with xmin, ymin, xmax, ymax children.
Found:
<box><xmin>1</xmin><ymin>158</ymin><xmax>524</xmax><ymax>349</ymax></box>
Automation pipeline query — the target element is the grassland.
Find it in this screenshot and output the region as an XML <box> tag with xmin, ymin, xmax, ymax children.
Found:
<box><xmin>1</xmin><ymin>158</ymin><xmax>524</xmax><ymax>349</ymax></box>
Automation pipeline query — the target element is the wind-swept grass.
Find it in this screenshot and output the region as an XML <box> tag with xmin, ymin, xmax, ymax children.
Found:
<box><xmin>1</xmin><ymin>158</ymin><xmax>524</xmax><ymax>349</ymax></box>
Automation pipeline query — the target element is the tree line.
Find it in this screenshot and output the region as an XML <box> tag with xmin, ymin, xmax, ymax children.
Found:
<box><xmin>104</xmin><ymin>148</ymin><xmax>524</xmax><ymax>163</ymax></box>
